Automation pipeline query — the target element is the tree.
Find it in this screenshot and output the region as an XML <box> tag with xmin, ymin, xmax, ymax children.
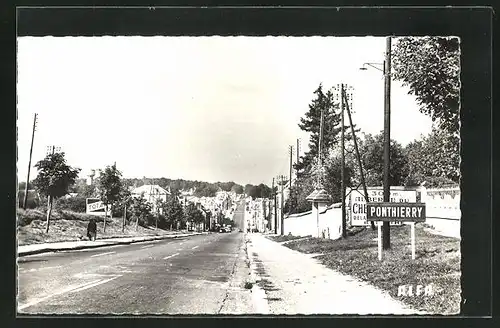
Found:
<box><xmin>32</xmin><ymin>152</ymin><xmax>80</xmax><ymax>233</ymax></box>
<box><xmin>129</xmin><ymin>195</ymin><xmax>152</xmax><ymax>230</ymax></box>
<box><xmin>184</xmin><ymin>203</ymin><xmax>202</xmax><ymax>230</ymax></box>
<box><xmin>231</xmin><ymin>184</ymin><xmax>244</xmax><ymax>194</ymax></box>
<box><xmin>404</xmin><ymin>128</ymin><xmax>459</xmax><ymax>187</ymax></box>
<box><xmin>358</xmin><ymin>132</ymin><xmax>409</xmax><ymax>187</ymax></box>
<box><xmin>296</xmin><ymin>84</ymin><xmax>342</xmax><ymax>174</ymax></box>
<box><xmin>392</xmin><ymin>37</ymin><xmax>460</xmax><ymax>136</ymax></box>
<box><xmin>163</xmin><ymin>194</ymin><xmax>184</xmax><ymax>230</ymax></box>
<box><xmin>323</xmin><ymin>154</ymin><xmax>355</xmax><ymax>203</ymax></box>
<box><xmin>96</xmin><ymin>163</ymin><xmax>123</xmax><ymax>232</ymax></box>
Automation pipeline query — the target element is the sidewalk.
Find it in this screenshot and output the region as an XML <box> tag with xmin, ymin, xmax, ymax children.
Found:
<box><xmin>18</xmin><ymin>232</ymin><xmax>207</xmax><ymax>257</ymax></box>
<box><xmin>247</xmin><ymin>233</ymin><xmax>423</xmax><ymax>315</ymax></box>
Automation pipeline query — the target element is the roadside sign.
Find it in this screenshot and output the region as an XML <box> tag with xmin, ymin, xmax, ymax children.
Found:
<box><xmin>347</xmin><ymin>187</ymin><xmax>417</xmax><ymax>226</ymax></box>
<box><xmin>367</xmin><ymin>202</ymin><xmax>426</xmax><ymax>222</ymax></box>
<box><xmin>368</xmin><ymin>202</ymin><xmax>426</xmax><ymax>261</ymax></box>
<box><xmin>86</xmin><ymin>198</ymin><xmax>109</xmax><ymax>216</ymax></box>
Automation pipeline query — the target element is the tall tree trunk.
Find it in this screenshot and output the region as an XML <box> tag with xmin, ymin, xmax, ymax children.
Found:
<box><xmin>135</xmin><ymin>215</ymin><xmax>139</xmax><ymax>231</ymax></box>
<box><xmin>104</xmin><ymin>204</ymin><xmax>107</xmax><ymax>233</ymax></box>
<box><xmin>122</xmin><ymin>205</ymin><xmax>126</xmax><ymax>233</ymax></box>
<box><xmin>45</xmin><ymin>195</ymin><xmax>52</xmax><ymax>233</ymax></box>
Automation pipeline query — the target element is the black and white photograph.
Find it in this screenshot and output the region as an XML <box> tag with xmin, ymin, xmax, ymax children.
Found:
<box><xmin>15</xmin><ymin>9</ymin><xmax>470</xmax><ymax>317</ymax></box>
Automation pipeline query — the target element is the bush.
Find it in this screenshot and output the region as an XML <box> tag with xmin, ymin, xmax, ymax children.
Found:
<box><xmin>17</xmin><ymin>191</ymin><xmax>40</xmax><ymax>209</ymax></box>
<box><xmin>55</xmin><ymin>196</ymin><xmax>87</xmax><ymax>212</ymax></box>
<box><xmin>17</xmin><ymin>208</ymin><xmax>44</xmax><ymax>227</ymax></box>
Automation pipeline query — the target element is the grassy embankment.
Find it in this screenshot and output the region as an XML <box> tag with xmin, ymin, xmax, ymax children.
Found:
<box><xmin>17</xmin><ymin>208</ymin><xmax>181</xmax><ymax>246</ymax></box>
<box><xmin>269</xmin><ymin>224</ymin><xmax>460</xmax><ymax>314</ymax></box>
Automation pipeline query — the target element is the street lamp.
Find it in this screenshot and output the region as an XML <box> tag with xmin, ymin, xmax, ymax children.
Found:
<box><xmin>360</xmin><ymin>36</ymin><xmax>392</xmax><ymax>250</ymax></box>
<box><xmin>359</xmin><ymin>62</ymin><xmax>385</xmax><ymax>73</ymax></box>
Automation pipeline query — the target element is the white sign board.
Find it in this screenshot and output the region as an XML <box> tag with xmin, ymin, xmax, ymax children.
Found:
<box><xmin>347</xmin><ymin>188</ymin><xmax>417</xmax><ymax>226</ymax></box>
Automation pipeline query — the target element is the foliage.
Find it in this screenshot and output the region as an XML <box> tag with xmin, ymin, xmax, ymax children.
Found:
<box><xmin>55</xmin><ymin>196</ymin><xmax>87</xmax><ymax>213</ymax></box>
<box><xmin>392</xmin><ymin>37</ymin><xmax>460</xmax><ymax>135</ymax></box>
<box><xmin>32</xmin><ymin>152</ymin><xmax>81</xmax><ymax>200</ymax></box>
<box><xmin>69</xmin><ymin>178</ymin><xmax>96</xmax><ymax>198</ymax></box>
<box><xmin>323</xmin><ymin>154</ymin><xmax>355</xmax><ymax>203</ymax></box>
<box><xmin>122</xmin><ymin>177</ymin><xmax>244</xmax><ymax>198</ymax></box>
<box><xmin>184</xmin><ymin>203</ymin><xmax>205</xmax><ymax>226</ymax></box>
<box><xmin>162</xmin><ymin>194</ymin><xmax>184</xmax><ymax>229</ymax></box>
<box><xmin>403</xmin><ymin>128</ymin><xmax>460</xmax><ymax>186</ymax></box>
<box><xmin>18</xmin><ymin>190</ymin><xmax>40</xmax><ymax>209</ymax></box>
<box><xmin>295</xmin><ymin>84</ymin><xmax>344</xmax><ymax>174</ymax></box>
<box><xmin>358</xmin><ymin>132</ymin><xmax>409</xmax><ymax>187</ymax></box>
<box><xmin>244</xmin><ymin>183</ymin><xmax>272</xmax><ymax>199</ymax></box>
<box><xmin>112</xmin><ymin>181</ymin><xmax>133</xmax><ymax>217</ymax></box>
<box><xmin>129</xmin><ymin>195</ymin><xmax>153</xmax><ymax>227</ymax></box>
<box><xmin>231</xmin><ymin>184</ymin><xmax>244</xmax><ymax>194</ymax></box>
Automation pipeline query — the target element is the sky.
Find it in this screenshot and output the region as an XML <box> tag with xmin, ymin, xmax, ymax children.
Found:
<box><xmin>17</xmin><ymin>36</ymin><xmax>433</xmax><ymax>186</ymax></box>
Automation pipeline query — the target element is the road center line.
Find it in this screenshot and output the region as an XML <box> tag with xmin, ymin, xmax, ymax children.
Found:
<box><xmin>18</xmin><ymin>279</ymin><xmax>103</xmax><ymax>311</ymax></box>
<box><xmin>90</xmin><ymin>251</ymin><xmax>116</xmax><ymax>258</ymax></box>
<box><xmin>192</xmin><ymin>246</ymin><xmax>199</xmax><ymax>250</ymax></box>
<box><xmin>69</xmin><ymin>276</ymin><xmax>121</xmax><ymax>293</ymax></box>
<box><xmin>141</xmin><ymin>245</ymin><xmax>154</xmax><ymax>249</ymax></box>
<box><xmin>163</xmin><ymin>253</ymin><xmax>179</xmax><ymax>260</ymax></box>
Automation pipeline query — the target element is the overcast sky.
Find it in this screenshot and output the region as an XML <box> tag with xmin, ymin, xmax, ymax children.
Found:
<box><xmin>17</xmin><ymin>36</ymin><xmax>433</xmax><ymax>186</ymax></box>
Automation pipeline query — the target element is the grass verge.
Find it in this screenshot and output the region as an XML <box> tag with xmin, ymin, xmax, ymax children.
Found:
<box><xmin>283</xmin><ymin>224</ymin><xmax>461</xmax><ymax>314</ymax></box>
<box><xmin>266</xmin><ymin>234</ymin><xmax>312</xmax><ymax>243</ymax></box>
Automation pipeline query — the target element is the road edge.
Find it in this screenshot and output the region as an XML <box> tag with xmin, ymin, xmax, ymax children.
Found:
<box><xmin>244</xmin><ymin>234</ymin><xmax>270</xmax><ymax>314</ymax></box>
<box><xmin>17</xmin><ymin>232</ymin><xmax>207</xmax><ymax>257</ymax></box>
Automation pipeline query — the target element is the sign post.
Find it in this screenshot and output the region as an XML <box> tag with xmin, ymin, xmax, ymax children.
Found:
<box><xmin>367</xmin><ymin>202</ymin><xmax>426</xmax><ymax>261</ymax></box>
<box><xmin>411</xmin><ymin>222</ymin><xmax>416</xmax><ymax>260</ymax></box>
<box><xmin>378</xmin><ymin>221</ymin><xmax>382</xmax><ymax>260</ymax></box>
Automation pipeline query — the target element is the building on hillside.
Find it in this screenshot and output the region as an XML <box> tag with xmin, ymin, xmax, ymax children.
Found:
<box><xmin>131</xmin><ymin>184</ymin><xmax>170</xmax><ymax>214</ymax></box>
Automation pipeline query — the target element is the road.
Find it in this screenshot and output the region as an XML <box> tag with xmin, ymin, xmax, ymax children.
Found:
<box><xmin>18</xmin><ymin>201</ymin><xmax>251</xmax><ymax>315</ymax></box>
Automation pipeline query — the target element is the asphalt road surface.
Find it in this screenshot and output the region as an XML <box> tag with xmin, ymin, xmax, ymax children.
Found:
<box><xmin>18</xmin><ymin>201</ymin><xmax>250</xmax><ymax>315</ymax></box>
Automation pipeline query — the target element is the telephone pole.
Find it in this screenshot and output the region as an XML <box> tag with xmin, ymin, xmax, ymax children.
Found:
<box><xmin>280</xmin><ymin>175</ymin><xmax>285</xmax><ymax>236</ymax></box>
<box><xmin>273</xmin><ymin>177</ymin><xmax>277</xmax><ymax>234</ymax></box>
<box><xmin>296</xmin><ymin>139</ymin><xmax>300</xmax><ymax>165</ymax></box>
<box><xmin>383</xmin><ymin>36</ymin><xmax>392</xmax><ymax>250</ymax></box>
<box><xmin>289</xmin><ymin>145</ymin><xmax>293</xmax><ymax>214</ymax></box>
<box><xmin>23</xmin><ymin>113</ymin><xmax>37</xmax><ymax>209</ymax></box>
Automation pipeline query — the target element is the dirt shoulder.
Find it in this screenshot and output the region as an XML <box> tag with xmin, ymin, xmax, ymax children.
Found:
<box><xmin>271</xmin><ymin>224</ymin><xmax>461</xmax><ymax>314</ymax></box>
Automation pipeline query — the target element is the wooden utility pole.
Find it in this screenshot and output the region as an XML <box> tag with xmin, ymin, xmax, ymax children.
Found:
<box><xmin>273</xmin><ymin>177</ymin><xmax>277</xmax><ymax>234</ymax></box>
<box><xmin>23</xmin><ymin>113</ymin><xmax>37</xmax><ymax>209</ymax></box>
<box><xmin>296</xmin><ymin>139</ymin><xmax>300</xmax><ymax>166</ymax></box>
<box><xmin>289</xmin><ymin>145</ymin><xmax>293</xmax><ymax>214</ymax></box>
<box><xmin>280</xmin><ymin>175</ymin><xmax>285</xmax><ymax>236</ymax></box>
<box><xmin>383</xmin><ymin>36</ymin><xmax>392</xmax><ymax>249</ymax></box>
<box><xmin>341</xmin><ymin>84</ymin><xmax>347</xmax><ymax>238</ymax></box>
<box><xmin>342</xmin><ymin>85</ymin><xmax>374</xmax><ymax>230</ymax></box>
<box><xmin>318</xmin><ymin>108</ymin><xmax>324</xmax><ymax>186</ymax></box>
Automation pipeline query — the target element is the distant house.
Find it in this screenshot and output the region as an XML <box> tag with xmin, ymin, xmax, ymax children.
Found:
<box><xmin>131</xmin><ymin>184</ymin><xmax>170</xmax><ymax>213</ymax></box>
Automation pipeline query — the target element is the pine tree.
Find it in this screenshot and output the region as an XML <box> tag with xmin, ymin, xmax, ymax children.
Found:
<box><xmin>295</xmin><ymin>84</ymin><xmax>343</xmax><ymax>175</ymax></box>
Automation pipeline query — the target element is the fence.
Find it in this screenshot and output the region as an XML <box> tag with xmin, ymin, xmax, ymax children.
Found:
<box><xmin>284</xmin><ymin>203</ymin><xmax>343</xmax><ymax>240</ymax></box>
<box><xmin>420</xmin><ymin>186</ymin><xmax>460</xmax><ymax>238</ymax></box>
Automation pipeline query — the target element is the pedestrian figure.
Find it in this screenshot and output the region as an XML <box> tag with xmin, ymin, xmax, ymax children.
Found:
<box><xmin>87</xmin><ymin>218</ymin><xmax>97</xmax><ymax>241</ymax></box>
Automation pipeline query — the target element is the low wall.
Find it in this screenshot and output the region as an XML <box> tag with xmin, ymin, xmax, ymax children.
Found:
<box><xmin>421</xmin><ymin>187</ymin><xmax>460</xmax><ymax>238</ymax></box>
<box><xmin>284</xmin><ymin>204</ymin><xmax>342</xmax><ymax>240</ymax></box>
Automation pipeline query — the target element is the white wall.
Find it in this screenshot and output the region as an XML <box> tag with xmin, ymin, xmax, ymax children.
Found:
<box><xmin>284</xmin><ymin>204</ymin><xmax>343</xmax><ymax>240</ymax></box>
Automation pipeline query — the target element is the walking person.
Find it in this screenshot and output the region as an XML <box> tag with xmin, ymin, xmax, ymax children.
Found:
<box><xmin>87</xmin><ymin>218</ymin><xmax>97</xmax><ymax>241</ymax></box>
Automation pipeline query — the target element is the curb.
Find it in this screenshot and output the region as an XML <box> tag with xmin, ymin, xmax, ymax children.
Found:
<box><xmin>18</xmin><ymin>232</ymin><xmax>205</xmax><ymax>257</ymax></box>
<box><xmin>244</xmin><ymin>234</ymin><xmax>270</xmax><ymax>314</ymax></box>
